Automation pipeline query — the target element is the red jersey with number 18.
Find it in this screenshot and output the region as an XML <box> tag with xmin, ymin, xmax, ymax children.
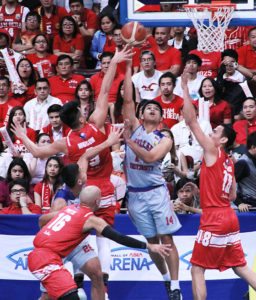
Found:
<box><xmin>34</xmin><ymin>204</ymin><xmax>93</xmax><ymax>257</ymax></box>
<box><xmin>200</xmin><ymin>148</ymin><xmax>234</xmax><ymax>209</ymax></box>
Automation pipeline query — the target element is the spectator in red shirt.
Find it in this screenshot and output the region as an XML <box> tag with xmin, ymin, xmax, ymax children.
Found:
<box><xmin>27</xmin><ymin>33</ymin><xmax>58</xmax><ymax>78</ymax></box>
<box><xmin>199</xmin><ymin>77</ymin><xmax>232</xmax><ymax>128</ymax></box>
<box><xmin>53</xmin><ymin>16</ymin><xmax>84</xmax><ymax>69</ymax></box>
<box><xmin>233</xmin><ymin>98</ymin><xmax>256</xmax><ymax>145</ymax></box>
<box><xmin>74</xmin><ymin>80</ymin><xmax>94</xmax><ymax>121</ymax></box>
<box><xmin>151</xmin><ymin>27</ymin><xmax>182</xmax><ymax>75</ymax></box>
<box><xmin>0</xmin><ymin>76</ymin><xmax>21</xmax><ymax>127</ymax></box>
<box><xmin>155</xmin><ymin>72</ymin><xmax>183</xmax><ymax>129</ymax></box>
<box><xmin>0</xmin><ymin>179</ymin><xmax>41</xmax><ymax>214</ymax></box>
<box><xmin>48</xmin><ymin>54</ymin><xmax>84</xmax><ymax>103</ymax></box>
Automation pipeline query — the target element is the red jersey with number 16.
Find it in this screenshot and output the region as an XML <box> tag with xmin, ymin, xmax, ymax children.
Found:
<box><xmin>66</xmin><ymin>123</ymin><xmax>113</xmax><ymax>179</ymax></box>
<box><xmin>34</xmin><ymin>204</ymin><xmax>93</xmax><ymax>257</ymax></box>
<box><xmin>200</xmin><ymin>148</ymin><xmax>234</xmax><ymax>209</ymax></box>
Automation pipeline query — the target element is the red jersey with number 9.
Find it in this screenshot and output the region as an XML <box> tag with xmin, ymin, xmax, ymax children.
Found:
<box><xmin>66</xmin><ymin>123</ymin><xmax>113</xmax><ymax>179</ymax></box>
<box><xmin>200</xmin><ymin>148</ymin><xmax>234</xmax><ymax>209</ymax></box>
<box><xmin>34</xmin><ymin>205</ymin><xmax>93</xmax><ymax>257</ymax></box>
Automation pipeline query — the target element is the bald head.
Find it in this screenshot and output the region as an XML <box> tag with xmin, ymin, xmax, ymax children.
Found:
<box><xmin>80</xmin><ymin>186</ymin><xmax>101</xmax><ymax>211</ymax></box>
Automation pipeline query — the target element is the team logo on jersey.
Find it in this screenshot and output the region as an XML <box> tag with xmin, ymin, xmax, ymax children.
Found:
<box><xmin>80</xmin><ymin>132</ymin><xmax>86</xmax><ymax>139</ymax></box>
<box><xmin>15</xmin><ymin>14</ymin><xmax>21</xmax><ymax>20</ymax></box>
<box><xmin>69</xmin><ymin>80</ymin><xmax>78</xmax><ymax>88</ymax></box>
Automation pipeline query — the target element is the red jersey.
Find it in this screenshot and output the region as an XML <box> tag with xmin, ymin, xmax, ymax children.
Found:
<box><xmin>37</xmin><ymin>5</ymin><xmax>67</xmax><ymax>38</ymax></box>
<box><xmin>49</xmin><ymin>74</ymin><xmax>84</xmax><ymax>104</ymax></box>
<box><xmin>189</xmin><ymin>49</ymin><xmax>221</xmax><ymax>78</ymax></box>
<box><xmin>0</xmin><ymin>5</ymin><xmax>25</xmax><ymax>38</ymax></box>
<box><xmin>224</xmin><ymin>26</ymin><xmax>249</xmax><ymax>50</ymax></box>
<box><xmin>53</xmin><ymin>34</ymin><xmax>84</xmax><ymax>53</ymax></box>
<box><xmin>155</xmin><ymin>95</ymin><xmax>183</xmax><ymax>128</ymax></box>
<box><xmin>200</xmin><ymin>148</ymin><xmax>234</xmax><ymax>209</ymax></box>
<box><xmin>0</xmin><ymin>99</ymin><xmax>21</xmax><ymax>127</ymax></box>
<box><xmin>13</xmin><ymin>127</ymin><xmax>37</xmax><ymax>153</ymax></box>
<box><xmin>10</xmin><ymin>85</ymin><xmax>36</xmax><ymax>106</ymax></box>
<box><xmin>26</xmin><ymin>53</ymin><xmax>58</xmax><ymax>78</ymax></box>
<box><xmin>66</xmin><ymin>123</ymin><xmax>113</xmax><ymax>179</ymax></box>
<box><xmin>233</xmin><ymin>119</ymin><xmax>256</xmax><ymax>145</ymax></box>
<box><xmin>151</xmin><ymin>46</ymin><xmax>182</xmax><ymax>71</ymax></box>
<box><xmin>33</xmin><ymin>204</ymin><xmax>93</xmax><ymax>257</ymax></box>
<box><xmin>69</xmin><ymin>8</ymin><xmax>98</xmax><ymax>31</ymax></box>
<box><xmin>237</xmin><ymin>44</ymin><xmax>256</xmax><ymax>70</ymax></box>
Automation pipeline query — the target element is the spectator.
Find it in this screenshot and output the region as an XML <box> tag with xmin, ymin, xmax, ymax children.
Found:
<box><xmin>132</xmin><ymin>50</ymin><xmax>163</xmax><ymax>102</ymax></box>
<box><xmin>0</xmin><ymin>76</ymin><xmax>21</xmax><ymax>127</ymax></box>
<box><xmin>224</xmin><ymin>26</ymin><xmax>249</xmax><ymax>50</ymax></box>
<box><xmin>0</xmin><ymin>178</ymin><xmax>41</xmax><ymax>214</ymax></box>
<box><xmin>235</xmin><ymin>132</ymin><xmax>256</xmax><ymax>212</ymax></box>
<box><xmin>74</xmin><ymin>80</ymin><xmax>94</xmax><ymax>121</ymax></box>
<box><xmin>0</xmin><ymin>135</ymin><xmax>13</xmax><ymax>178</ymax></box>
<box><xmin>34</xmin><ymin>156</ymin><xmax>63</xmax><ymax>214</ymax></box>
<box><xmin>0</xmin><ymin>0</ymin><xmax>30</xmax><ymax>39</ymax></box>
<box><xmin>48</xmin><ymin>54</ymin><xmax>84</xmax><ymax>103</ymax></box>
<box><xmin>6</xmin><ymin>106</ymin><xmax>37</xmax><ymax>156</ymax></box>
<box><xmin>23</xmin><ymin>78</ymin><xmax>62</xmax><ymax>131</ymax></box>
<box><xmin>233</xmin><ymin>97</ymin><xmax>256</xmax><ymax>145</ymax></box>
<box><xmin>113</xmin><ymin>80</ymin><xmax>125</xmax><ymax>124</ymax></box>
<box><xmin>41</xmin><ymin>104</ymin><xmax>70</xmax><ymax>142</ymax></box>
<box><xmin>12</xmin><ymin>11</ymin><xmax>41</xmax><ymax>55</ymax></box>
<box><xmin>151</xmin><ymin>27</ymin><xmax>182</xmax><ymax>75</ymax></box>
<box><xmin>155</xmin><ymin>72</ymin><xmax>183</xmax><ymax>129</ymax></box>
<box><xmin>90</xmin><ymin>12</ymin><xmax>117</xmax><ymax>68</ymax></box>
<box><xmin>53</xmin><ymin>15</ymin><xmax>84</xmax><ymax>68</ymax></box>
<box><xmin>11</xmin><ymin>58</ymin><xmax>37</xmax><ymax>105</ymax></box>
<box><xmin>198</xmin><ymin>77</ymin><xmax>232</xmax><ymax>128</ymax></box>
<box><xmin>0</xmin><ymin>157</ymin><xmax>33</xmax><ymax>209</ymax></box>
<box><xmin>27</xmin><ymin>33</ymin><xmax>58</xmax><ymax>78</ymax></box>
<box><xmin>174</xmin><ymin>54</ymin><xmax>205</xmax><ymax>100</ymax></box>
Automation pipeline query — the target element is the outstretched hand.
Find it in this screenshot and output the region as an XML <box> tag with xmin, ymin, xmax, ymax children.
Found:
<box><xmin>107</xmin><ymin>125</ymin><xmax>124</xmax><ymax>147</ymax></box>
<box><xmin>180</xmin><ymin>69</ymin><xmax>189</xmax><ymax>91</ymax></box>
<box><xmin>147</xmin><ymin>243</ymin><xmax>172</xmax><ymax>258</ymax></box>
<box><xmin>112</xmin><ymin>44</ymin><xmax>134</xmax><ymax>64</ymax></box>
<box><xmin>11</xmin><ymin>120</ymin><xmax>27</xmax><ymax>139</ymax></box>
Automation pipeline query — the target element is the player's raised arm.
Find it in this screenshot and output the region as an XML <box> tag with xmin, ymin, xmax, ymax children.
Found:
<box><xmin>83</xmin><ymin>215</ymin><xmax>172</xmax><ymax>258</ymax></box>
<box><xmin>89</xmin><ymin>45</ymin><xmax>134</xmax><ymax>128</ymax></box>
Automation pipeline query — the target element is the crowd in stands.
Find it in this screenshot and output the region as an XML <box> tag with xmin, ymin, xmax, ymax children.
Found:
<box><xmin>0</xmin><ymin>0</ymin><xmax>256</xmax><ymax>216</ymax></box>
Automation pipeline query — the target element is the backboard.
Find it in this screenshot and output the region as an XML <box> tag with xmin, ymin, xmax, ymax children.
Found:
<box><xmin>120</xmin><ymin>0</ymin><xmax>256</xmax><ymax>26</ymax></box>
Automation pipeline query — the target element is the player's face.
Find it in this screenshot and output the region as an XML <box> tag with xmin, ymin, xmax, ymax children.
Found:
<box><xmin>18</xmin><ymin>60</ymin><xmax>32</xmax><ymax>79</ymax></box>
<box><xmin>10</xmin><ymin>184</ymin><xmax>27</xmax><ymax>203</ymax></box>
<box><xmin>249</xmin><ymin>29</ymin><xmax>256</xmax><ymax>49</ymax></box>
<box><xmin>160</xmin><ymin>77</ymin><xmax>174</xmax><ymax>97</ymax></box>
<box><xmin>38</xmin><ymin>135</ymin><xmax>51</xmax><ymax>146</ymax></box>
<box><xmin>0</xmin><ymin>79</ymin><xmax>9</xmax><ymax>97</ymax></box>
<box><xmin>11</xmin><ymin>165</ymin><xmax>24</xmax><ymax>180</ymax></box>
<box><xmin>46</xmin><ymin>159</ymin><xmax>60</xmax><ymax>177</ymax></box>
<box><xmin>185</xmin><ymin>60</ymin><xmax>199</xmax><ymax>74</ymax></box>
<box><xmin>154</xmin><ymin>27</ymin><xmax>170</xmax><ymax>45</ymax></box>
<box><xmin>13</xmin><ymin>109</ymin><xmax>25</xmax><ymax>124</ymax></box>
<box><xmin>178</xmin><ymin>187</ymin><xmax>193</xmax><ymax>205</ymax></box>
<box><xmin>101</xmin><ymin>16</ymin><xmax>114</xmax><ymax>34</ymax></box>
<box><xmin>142</xmin><ymin>103</ymin><xmax>162</xmax><ymax>122</ymax></box>
<box><xmin>201</xmin><ymin>79</ymin><xmax>215</xmax><ymax>100</ymax></box>
<box><xmin>34</xmin><ymin>36</ymin><xmax>48</xmax><ymax>52</ymax></box>
<box><xmin>113</xmin><ymin>29</ymin><xmax>124</xmax><ymax>47</ymax></box>
<box><xmin>77</xmin><ymin>83</ymin><xmax>90</xmax><ymax>100</ymax></box>
<box><xmin>57</xmin><ymin>58</ymin><xmax>73</xmax><ymax>77</ymax></box>
<box><xmin>48</xmin><ymin>112</ymin><xmax>61</xmax><ymax>128</ymax></box>
<box><xmin>40</xmin><ymin>0</ymin><xmax>54</xmax><ymax>8</ymax></box>
<box><xmin>209</xmin><ymin>125</ymin><xmax>224</xmax><ymax>146</ymax></box>
<box><xmin>101</xmin><ymin>56</ymin><xmax>111</xmax><ymax>73</ymax></box>
<box><xmin>242</xmin><ymin>99</ymin><xmax>256</xmax><ymax>121</ymax></box>
<box><xmin>140</xmin><ymin>54</ymin><xmax>154</xmax><ymax>71</ymax></box>
<box><xmin>35</xmin><ymin>82</ymin><xmax>50</xmax><ymax>100</ymax></box>
<box><xmin>70</xmin><ymin>2</ymin><xmax>83</xmax><ymax>15</ymax></box>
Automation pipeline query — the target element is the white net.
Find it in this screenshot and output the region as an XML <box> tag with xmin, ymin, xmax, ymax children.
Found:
<box><xmin>185</xmin><ymin>5</ymin><xmax>235</xmax><ymax>52</ymax></box>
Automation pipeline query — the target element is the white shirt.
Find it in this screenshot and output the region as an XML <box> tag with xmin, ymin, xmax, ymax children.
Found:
<box><xmin>223</xmin><ymin>70</ymin><xmax>245</xmax><ymax>83</ymax></box>
<box><xmin>24</xmin><ymin>95</ymin><xmax>62</xmax><ymax>131</ymax></box>
<box><xmin>174</xmin><ymin>73</ymin><xmax>205</xmax><ymax>100</ymax></box>
<box><xmin>132</xmin><ymin>69</ymin><xmax>163</xmax><ymax>101</ymax></box>
<box><xmin>171</xmin><ymin>119</ymin><xmax>212</xmax><ymax>163</ymax></box>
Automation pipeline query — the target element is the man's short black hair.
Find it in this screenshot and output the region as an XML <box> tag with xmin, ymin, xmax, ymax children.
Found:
<box><xmin>100</xmin><ymin>51</ymin><xmax>114</xmax><ymax>61</ymax></box>
<box><xmin>59</xmin><ymin>101</ymin><xmax>80</xmax><ymax>129</ymax></box>
<box><xmin>9</xmin><ymin>179</ymin><xmax>29</xmax><ymax>194</ymax></box>
<box><xmin>221</xmin><ymin>49</ymin><xmax>238</xmax><ymax>62</ymax></box>
<box><xmin>176</xmin><ymin>178</ymin><xmax>194</xmax><ymax>192</ymax></box>
<box><xmin>185</xmin><ymin>54</ymin><xmax>202</xmax><ymax>67</ymax></box>
<box><xmin>61</xmin><ymin>164</ymin><xmax>80</xmax><ymax>188</ymax></box>
<box><xmin>35</xmin><ymin>77</ymin><xmax>50</xmax><ymax>87</ymax></box>
<box><xmin>242</xmin><ymin>97</ymin><xmax>256</xmax><ymax>106</ymax></box>
<box><xmin>57</xmin><ymin>54</ymin><xmax>74</xmax><ymax>66</ymax></box>
<box><xmin>159</xmin><ymin>71</ymin><xmax>176</xmax><ymax>86</ymax></box>
<box><xmin>141</xmin><ymin>100</ymin><xmax>163</xmax><ymax>117</ymax></box>
<box><xmin>247</xmin><ymin>132</ymin><xmax>256</xmax><ymax>150</ymax></box>
<box><xmin>221</xmin><ymin>124</ymin><xmax>236</xmax><ymax>150</ymax></box>
<box><xmin>47</xmin><ymin>104</ymin><xmax>62</xmax><ymax>115</ymax></box>
<box><xmin>69</xmin><ymin>0</ymin><xmax>83</xmax><ymax>5</ymax></box>
<box><xmin>0</xmin><ymin>76</ymin><xmax>10</xmax><ymax>87</ymax></box>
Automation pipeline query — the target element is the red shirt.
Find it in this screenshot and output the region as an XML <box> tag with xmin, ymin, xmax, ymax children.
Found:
<box><xmin>155</xmin><ymin>95</ymin><xmax>183</xmax><ymax>128</ymax></box>
<box><xmin>66</xmin><ymin>123</ymin><xmax>113</xmax><ymax>179</ymax></box>
<box><xmin>49</xmin><ymin>74</ymin><xmax>84</xmax><ymax>104</ymax></box>
<box><xmin>10</xmin><ymin>85</ymin><xmax>36</xmax><ymax>106</ymax></box>
<box><xmin>189</xmin><ymin>49</ymin><xmax>221</xmax><ymax>78</ymax></box>
<box><xmin>0</xmin><ymin>99</ymin><xmax>21</xmax><ymax>127</ymax></box>
<box><xmin>53</xmin><ymin>34</ymin><xmax>84</xmax><ymax>53</ymax></box>
<box><xmin>200</xmin><ymin>148</ymin><xmax>234</xmax><ymax>209</ymax></box>
<box><xmin>237</xmin><ymin>44</ymin><xmax>256</xmax><ymax>70</ymax></box>
<box><xmin>69</xmin><ymin>8</ymin><xmax>98</xmax><ymax>31</ymax></box>
<box><xmin>33</xmin><ymin>204</ymin><xmax>92</xmax><ymax>257</ymax></box>
<box><xmin>34</xmin><ymin>181</ymin><xmax>53</xmax><ymax>214</ymax></box>
<box><xmin>13</xmin><ymin>127</ymin><xmax>37</xmax><ymax>153</ymax></box>
<box><xmin>41</xmin><ymin>124</ymin><xmax>70</xmax><ymax>142</ymax></box>
<box><xmin>224</xmin><ymin>26</ymin><xmax>249</xmax><ymax>50</ymax></box>
<box><xmin>209</xmin><ymin>100</ymin><xmax>231</xmax><ymax>128</ymax></box>
<box><xmin>36</xmin><ymin>5</ymin><xmax>68</xmax><ymax>38</ymax></box>
<box><xmin>151</xmin><ymin>46</ymin><xmax>182</xmax><ymax>71</ymax></box>
<box><xmin>0</xmin><ymin>202</ymin><xmax>42</xmax><ymax>214</ymax></box>
<box><xmin>90</xmin><ymin>71</ymin><xmax>124</xmax><ymax>103</ymax></box>
<box><xmin>26</xmin><ymin>53</ymin><xmax>58</xmax><ymax>78</ymax></box>
<box><xmin>0</xmin><ymin>5</ymin><xmax>25</xmax><ymax>38</ymax></box>
<box><xmin>233</xmin><ymin>119</ymin><xmax>256</xmax><ymax>145</ymax></box>
<box><xmin>17</xmin><ymin>30</ymin><xmax>41</xmax><ymax>46</ymax></box>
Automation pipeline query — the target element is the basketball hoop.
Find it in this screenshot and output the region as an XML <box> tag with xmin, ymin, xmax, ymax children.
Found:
<box><xmin>184</xmin><ymin>1</ymin><xmax>236</xmax><ymax>52</ymax></box>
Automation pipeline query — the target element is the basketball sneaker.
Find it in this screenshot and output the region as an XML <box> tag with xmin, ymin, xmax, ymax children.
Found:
<box><xmin>170</xmin><ymin>289</ymin><xmax>182</xmax><ymax>300</ymax></box>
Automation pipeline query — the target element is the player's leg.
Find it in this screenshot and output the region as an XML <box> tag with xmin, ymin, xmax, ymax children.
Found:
<box><xmin>191</xmin><ymin>265</ymin><xmax>206</xmax><ymax>300</ymax></box>
<box><xmin>233</xmin><ymin>265</ymin><xmax>256</xmax><ymax>290</ymax></box>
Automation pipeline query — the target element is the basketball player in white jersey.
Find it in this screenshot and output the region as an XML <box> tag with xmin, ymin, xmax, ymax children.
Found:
<box><xmin>123</xmin><ymin>60</ymin><xmax>182</xmax><ymax>300</ymax></box>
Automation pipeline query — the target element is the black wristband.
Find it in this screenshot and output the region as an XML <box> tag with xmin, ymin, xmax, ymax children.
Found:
<box><xmin>102</xmin><ymin>225</ymin><xmax>147</xmax><ymax>249</ymax></box>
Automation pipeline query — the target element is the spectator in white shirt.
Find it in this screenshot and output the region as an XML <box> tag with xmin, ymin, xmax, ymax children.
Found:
<box><xmin>23</xmin><ymin>78</ymin><xmax>62</xmax><ymax>132</ymax></box>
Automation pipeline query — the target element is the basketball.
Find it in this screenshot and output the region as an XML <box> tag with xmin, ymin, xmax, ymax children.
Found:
<box><xmin>121</xmin><ymin>21</ymin><xmax>147</xmax><ymax>46</ymax></box>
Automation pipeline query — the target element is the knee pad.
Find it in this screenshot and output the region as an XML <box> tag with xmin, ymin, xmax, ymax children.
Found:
<box><xmin>74</xmin><ymin>273</ymin><xmax>84</xmax><ymax>289</ymax></box>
